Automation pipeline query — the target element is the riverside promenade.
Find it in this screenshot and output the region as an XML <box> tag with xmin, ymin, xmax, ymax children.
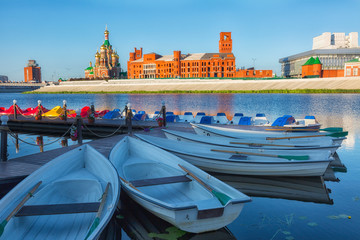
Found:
<box><xmin>32</xmin><ymin>77</ymin><xmax>360</xmax><ymax>93</ymax></box>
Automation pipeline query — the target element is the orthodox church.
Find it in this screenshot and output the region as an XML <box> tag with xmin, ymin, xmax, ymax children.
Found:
<box><xmin>85</xmin><ymin>27</ymin><xmax>121</xmax><ymax>79</ymax></box>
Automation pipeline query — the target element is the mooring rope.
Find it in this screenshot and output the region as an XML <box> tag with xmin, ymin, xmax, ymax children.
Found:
<box><xmin>7</xmin><ymin>122</ymin><xmax>75</xmax><ymax>147</ymax></box>
<box><xmin>82</xmin><ymin>121</ymin><xmax>124</xmax><ymax>138</ymax></box>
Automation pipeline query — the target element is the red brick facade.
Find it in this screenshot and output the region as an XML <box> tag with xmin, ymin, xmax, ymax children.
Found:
<box><xmin>24</xmin><ymin>60</ymin><xmax>41</xmax><ymax>83</ymax></box>
<box><xmin>127</xmin><ymin>32</ymin><xmax>272</xmax><ymax>79</ymax></box>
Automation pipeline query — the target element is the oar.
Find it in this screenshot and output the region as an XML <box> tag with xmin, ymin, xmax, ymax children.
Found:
<box><xmin>265</xmin><ymin>128</ymin><xmax>319</xmax><ymax>132</ymax></box>
<box><xmin>211</xmin><ymin>149</ymin><xmax>309</xmax><ymax>160</ymax></box>
<box><xmin>119</xmin><ymin>176</ymin><xmax>141</xmax><ymax>192</ymax></box>
<box><xmin>84</xmin><ymin>182</ymin><xmax>110</xmax><ymax>240</ymax></box>
<box><xmin>178</xmin><ymin>164</ymin><xmax>231</xmax><ymax>206</ymax></box>
<box><xmin>0</xmin><ymin>181</ymin><xmax>42</xmax><ymax>237</ymax></box>
<box><xmin>320</xmin><ymin>127</ymin><xmax>343</xmax><ymax>132</ymax></box>
<box><xmin>266</xmin><ymin>131</ymin><xmax>348</xmax><ymax>140</ymax></box>
<box><xmin>229</xmin><ymin>141</ymin><xmax>316</xmax><ymax>148</ymax></box>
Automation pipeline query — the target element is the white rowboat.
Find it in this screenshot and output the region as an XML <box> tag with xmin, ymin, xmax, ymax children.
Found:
<box><xmin>192</xmin><ymin>123</ymin><xmax>346</xmax><ymax>146</ymax></box>
<box><xmin>163</xmin><ymin>129</ymin><xmax>340</xmax><ymax>155</ymax></box>
<box><xmin>0</xmin><ymin>145</ymin><xmax>120</xmax><ymax>240</ymax></box>
<box><xmin>135</xmin><ymin>134</ymin><xmax>332</xmax><ymax>177</ymax></box>
<box><xmin>109</xmin><ymin>136</ymin><xmax>251</xmax><ymax>233</ymax></box>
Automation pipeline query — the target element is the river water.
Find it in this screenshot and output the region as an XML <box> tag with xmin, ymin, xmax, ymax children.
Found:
<box><xmin>1</xmin><ymin>92</ymin><xmax>359</xmax><ymax>239</ymax></box>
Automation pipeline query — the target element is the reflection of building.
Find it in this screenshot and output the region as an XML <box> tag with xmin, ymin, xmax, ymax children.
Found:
<box><xmin>85</xmin><ymin>26</ymin><xmax>121</xmax><ymax>79</ymax></box>
<box><xmin>128</xmin><ymin>32</ymin><xmax>272</xmax><ymax>79</ymax></box>
<box><xmin>24</xmin><ymin>60</ymin><xmax>41</xmax><ymax>83</ymax></box>
<box><xmin>344</xmin><ymin>58</ymin><xmax>360</xmax><ymax>77</ymax></box>
<box><xmin>280</xmin><ymin>32</ymin><xmax>360</xmax><ymax>78</ymax></box>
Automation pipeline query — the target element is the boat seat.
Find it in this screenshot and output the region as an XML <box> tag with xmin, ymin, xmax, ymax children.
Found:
<box><xmin>130</xmin><ymin>175</ymin><xmax>191</xmax><ymax>187</ymax></box>
<box><xmin>15</xmin><ymin>202</ymin><xmax>100</xmax><ymax>217</ymax></box>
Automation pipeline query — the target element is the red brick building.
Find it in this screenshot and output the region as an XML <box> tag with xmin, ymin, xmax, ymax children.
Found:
<box><xmin>24</xmin><ymin>60</ymin><xmax>41</xmax><ymax>83</ymax></box>
<box><xmin>127</xmin><ymin>32</ymin><xmax>272</xmax><ymax>79</ymax></box>
<box><xmin>85</xmin><ymin>26</ymin><xmax>121</xmax><ymax>79</ymax></box>
<box><xmin>344</xmin><ymin>58</ymin><xmax>360</xmax><ymax>77</ymax></box>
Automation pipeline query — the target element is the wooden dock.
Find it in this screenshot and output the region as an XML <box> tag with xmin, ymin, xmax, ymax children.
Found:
<box><xmin>0</xmin><ymin>121</ymin><xmax>193</xmax><ymax>196</ymax></box>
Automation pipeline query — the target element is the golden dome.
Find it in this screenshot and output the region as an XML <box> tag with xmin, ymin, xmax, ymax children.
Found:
<box><xmin>104</xmin><ymin>29</ymin><xmax>109</xmax><ymax>35</ymax></box>
<box><xmin>100</xmin><ymin>44</ymin><xmax>106</xmax><ymax>50</ymax></box>
<box><xmin>95</xmin><ymin>51</ymin><xmax>100</xmax><ymax>57</ymax></box>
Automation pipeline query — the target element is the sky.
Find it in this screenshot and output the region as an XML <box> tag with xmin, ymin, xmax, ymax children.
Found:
<box><xmin>1</xmin><ymin>0</ymin><xmax>360</xmax><ymax>81</ymax></box>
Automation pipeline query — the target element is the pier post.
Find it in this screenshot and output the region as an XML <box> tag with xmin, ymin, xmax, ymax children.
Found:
<box><xmin>90</xmin><ymin>102</ymin><xmax>95</xmax><ymax>124</ymax></box>
<box><xmin>161</xmin><ymin>100</ymin><xmax>166</xmax><ymax>127</ymax></box>
<box><xmin>126</xmin><ymin>103</ymin><xmax>132</xmax><ymax>135</ymax></box>
<box><xmin>76</xmin><ymin>110</ymin><xmax>83</xmax><ymax>145</ymax></box>
<box><xmin>13</xmin><ymin>99</ymin><xmax>17</xmax><ymax>120</ymax></box>
<box><xmin>36</xmin><ymin>100</ymin><xmax>42</xmax><ymax>120</ymax></box>
<box><xmin>0</xmin><ymin>115</ymin><xmax>9</xmax><ymax>162</ymax></box>
<box><xmin>124</xmin><ymin>103</ymin><xmax>128</xmax><ymax>119</ymax></box>
<box><xmin>63</xmin><ymin>100</ymin><xmax>67</xmax><ymax>121</ymax></box>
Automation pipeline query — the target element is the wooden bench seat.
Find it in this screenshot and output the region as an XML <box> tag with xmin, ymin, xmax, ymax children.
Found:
<box><xmin>130</xmin><ymin>175</ymin><xmax>191</xmax><ymax>187</ymax></box>
<box><xmin>15</xmin><ymin>202</ymin><xmax>100</xmax><ymax>217</ymax></box>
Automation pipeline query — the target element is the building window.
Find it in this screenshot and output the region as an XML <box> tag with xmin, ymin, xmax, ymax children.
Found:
<box><xmin>354</xmin><ymin>68</ymin><xmax>358</xmax><ymax>76</ymax></box>
<box><xmin>347</xmin><ymin>68</ymin><xmax>351</xmax><ymax>76</ymax></box>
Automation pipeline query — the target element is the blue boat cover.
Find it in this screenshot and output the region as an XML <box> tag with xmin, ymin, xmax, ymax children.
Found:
<box><xmin>305</xmin><ymin>116</ymin><xmax>315</xmax><ymax>119</ymax></box>
<box><xmin>154</xmin><ymin>111</ymin><xmax>160</xmax><ymax>114</ymax></box>
<box><xmin>200</xmin><ymin>116</ymin><xmax>212</xmax><ymax>124</ymax></box>
<box><xmin>217</xmin><ymin>113</ymin><xmax>226</xmax><ymax>116</ymax></box>
<box><xmin>256</xmin><ymin>113</ymin><xmax>265</xmax><ymax>117</ymax></box>
<box><xmin>166</xmin><ymin>112</ymin><xmax>174</xmax><ymax>115</ymax></box>
<box><xmin>103</xmin><ymin>109</ymin><xmax>120</xmax><ymax>119</ymax></box>
<box><xmin>271</xmin><ymin>115</ymin><xmax>295</xmax><ymax>126</ymax></box>
<box><xmin>196</xmin><ymin>112</ymin><xmax>206</xmax><ymax>116</ymax></box>
<box><xmin>234</xmin><ymin>113</ymin><xmax>244</xmax><ymax>117</ymax></box>
<box><xmin>138</xmin><ymin>111</ymin><xmax>145</xmax><ymax>114</ymax></box>
<box><xmin>166</xmin><ymin>115</ymin><xmax>178</xmax><ymax>122</ymax></box>
<box><xmin>238</xmin><ymin>116</ymin><xmax>252</xmax><ymax>125</ymax></box>
<box><xmin>184</xmin><ymin>112</ymin><xmax>193</xmax><ymax>115</ymax></box>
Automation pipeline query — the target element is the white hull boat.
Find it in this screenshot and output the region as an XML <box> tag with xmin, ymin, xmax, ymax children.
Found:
<box><xmin>109</xmin><ymin>136</ymin><xmax>251</xmax><ymax>233</ymax></box>
<box><xmin>135</xmin><ymin>134</ymin><xmax>332</xmax><ymax>177</ymax></box>
<box><xmin>163</xmin><ymin>129</ymin><xmax>340</xmax><ymax>155</ymax></box>
<box><xmin>192</xmin><ymin>123</ymin><xmax>346</xmax><ymax>146</ymax></box>
<box><xmin>0</xmin><ymin>145</ymin><xmax>120</xmax><ymax>240</ymax></box>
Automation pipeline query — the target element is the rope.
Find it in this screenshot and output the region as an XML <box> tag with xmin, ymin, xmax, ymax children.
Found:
<box><xmin>8</xmin><ymin>122</ymin><xmax>75</xmax><ymax>147</ymax></box>
<box><xmin>15</xmin><ymin>105</ymin><xmax>35</xmax><ymax>119</ymax></box>
<box><xmin>82</xmin><ymin>121</ymin><xmax>124</xmax><ymax>138</ymax></box>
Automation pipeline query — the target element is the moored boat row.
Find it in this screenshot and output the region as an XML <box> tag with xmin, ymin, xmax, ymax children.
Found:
<box><xmin>0</xmin><ymin>118</ymin><xmax>347</xmax><ymax>237</ymax></box>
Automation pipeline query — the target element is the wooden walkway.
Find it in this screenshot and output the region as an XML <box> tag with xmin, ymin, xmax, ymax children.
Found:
<box><xmin>0</xmin><ymin>122</ymin><xmax>194</xmax><ymax>194</ymax></box>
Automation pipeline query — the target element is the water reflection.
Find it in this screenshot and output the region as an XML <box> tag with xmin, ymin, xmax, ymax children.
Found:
<box><xmin>210</xmin><ymin>173</ymin><xmax>333</xmax><ymax>205</ymax></box>
<box><xmin>118</xmin><ymin>191</ymin><xmax>236</xmax><ymax>240</ymax></box>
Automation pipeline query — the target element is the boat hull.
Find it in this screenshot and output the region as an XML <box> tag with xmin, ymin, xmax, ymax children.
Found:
<box><xmin>0</xmin><ymin>145</ymin><xmax>120</xmax><ymax>240</ymax></box>
<box><xmin>110</xmin><ymin>136</ymin><xmax>251</xmax><ymax>233</ymax></box>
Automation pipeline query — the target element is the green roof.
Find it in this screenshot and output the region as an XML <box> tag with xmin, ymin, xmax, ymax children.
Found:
<box><xmin>347</xmin><ymin>58</ymin><xmax>360</xmax><ymax>63</ymax></box>
<box><xmin>89</xmin><ymin>71</ymin><xmax>94</xmax><ymax>74</ymax></box>
<box><xmin>104</xmin><ymin>39</ymin><xmax>110</xmax><ymax>46</ymax></box>
<box><xmin>303</xmin><ymin>57</ymin><xmax>315</xmax><ymax>66</ymax></box>
<box><xmin>313</xmin><ymin>57</ymin><xmax>321</xmax><ymax>65</ymax></box>
<box><xmin>85</xmin><ymin>66</ymin><xmax>93</xmax><ymax>71</ymax></box>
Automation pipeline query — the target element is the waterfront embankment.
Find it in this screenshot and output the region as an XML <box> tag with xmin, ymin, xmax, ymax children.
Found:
<box><xmin>30</xmin><ymin>77</ymin><xmax>360</xmax><ymax>94</ymax></box>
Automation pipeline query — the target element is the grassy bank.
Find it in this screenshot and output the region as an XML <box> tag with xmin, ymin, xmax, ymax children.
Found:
<box><xmin>24</xmin><ymin>89</ymin><xmax>360</xmax><ymax>94</ymax></box>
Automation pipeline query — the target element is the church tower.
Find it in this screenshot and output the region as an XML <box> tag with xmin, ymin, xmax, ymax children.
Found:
<box><xmin>85</xmin><ymin>26</ymin><xmax>121</xmax><ymax>79</ymax></box>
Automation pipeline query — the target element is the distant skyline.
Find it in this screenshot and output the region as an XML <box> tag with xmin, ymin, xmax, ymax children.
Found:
<box><xmin>1</xmin><ymin>0</ymin><xmax>360</xmax><ymax>82</ymax></box>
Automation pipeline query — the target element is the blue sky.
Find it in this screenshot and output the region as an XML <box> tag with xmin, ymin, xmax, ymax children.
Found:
<box><xmin>1</xmin><ymin>0</ymin><xmax>359</xmax><ymax>81</ymax></box>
